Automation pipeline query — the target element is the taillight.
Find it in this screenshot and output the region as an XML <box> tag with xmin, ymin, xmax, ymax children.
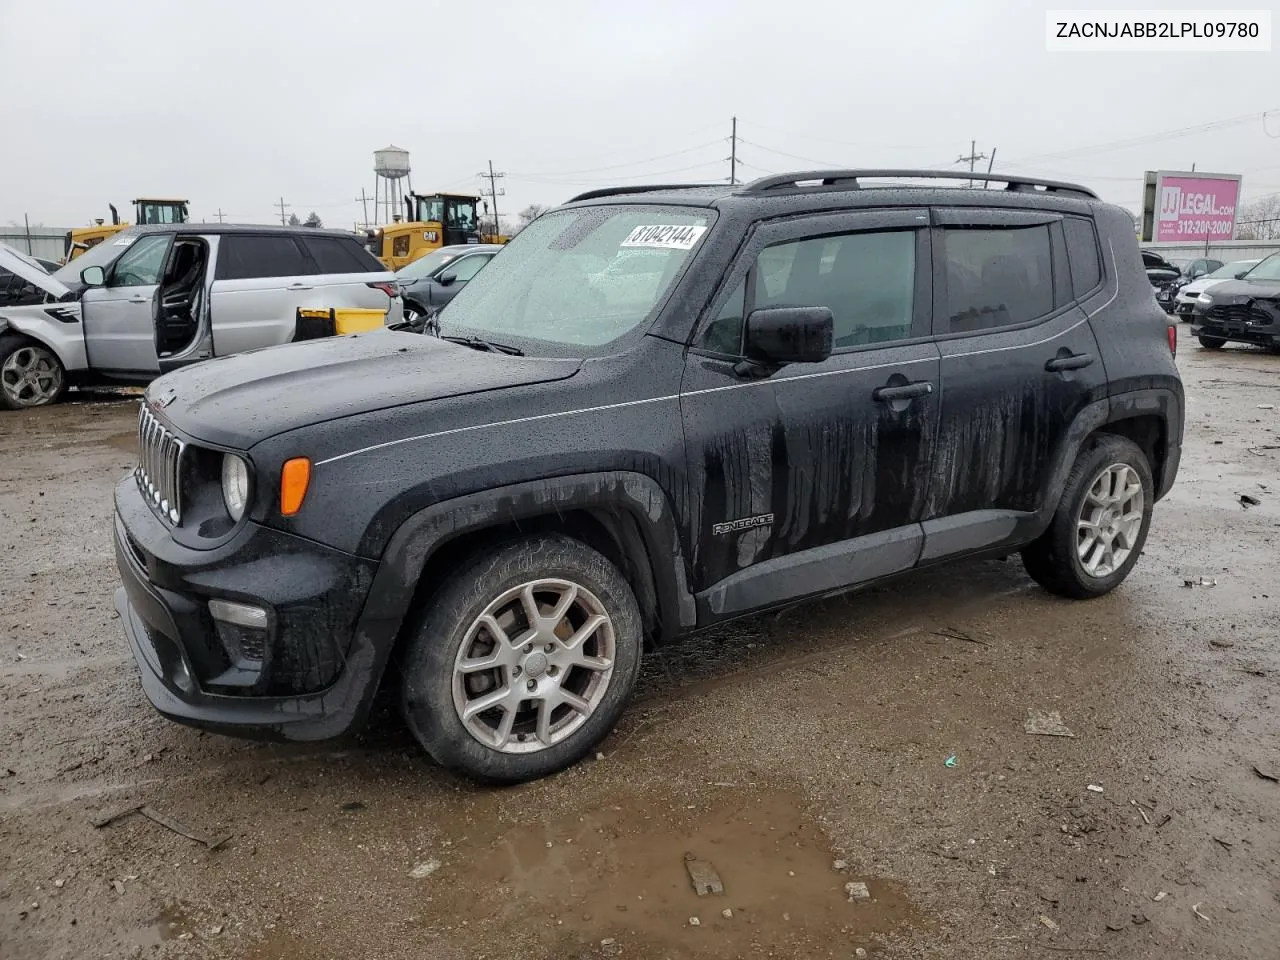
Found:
<box><xmin>367</xmin><ymin>281</ymin><xmax>399</xmax><ymax>298</ymax></box>
<box><xmin>1167</xmin><ymin>324</ymin><xmax>1177</xmax><ymax>357</ymax></box>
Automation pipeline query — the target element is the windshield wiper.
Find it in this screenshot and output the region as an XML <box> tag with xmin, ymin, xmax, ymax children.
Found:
<box><xmin>441</xmin><ymin>333</ymin><xmax>524</xmax><ymax>356</ymax></box>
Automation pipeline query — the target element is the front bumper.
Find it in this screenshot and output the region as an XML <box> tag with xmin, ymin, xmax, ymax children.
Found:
<box><xmin>1191</xmin><ymin>316</ymin><xmax>1280</xmax><ymax>348</ymax></box>
<box><xmin>113</xmin><ymin>475</ymin><xmax>385</xmax><ymax>741</ymax></box>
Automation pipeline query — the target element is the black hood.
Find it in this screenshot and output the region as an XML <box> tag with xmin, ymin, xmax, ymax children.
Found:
<box><xmin>148</xmin><ymin>331</ymin><xmax>581</xmax><ymax>449</ymax></box>
<box><xmin>1204</xmin><ymin>278</ymin><xmax>1280</xmax><ymax>303</ymax></box>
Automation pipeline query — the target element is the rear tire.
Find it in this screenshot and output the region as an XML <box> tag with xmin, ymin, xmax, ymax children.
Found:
<box><xmin>400</xmin><ymin>535</ymin><xmax>643</xmax><ymax>784</ymax></box>
<box><xmin>1022</xmin><ymin>435</ymin><xmax>1154</xmax><ymax>600</ymax></box>
<box><xmin>1198</xmin><ymin>334</ymin><xmax>1227</xmax><ymax>350</ymax></box>
<box><xmin>0</xmin><ymin>334</ymin><xmax>67</xmax><ymax>410</ymax></box>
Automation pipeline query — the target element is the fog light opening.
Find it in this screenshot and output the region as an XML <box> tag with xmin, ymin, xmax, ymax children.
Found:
<box><xmin>208</xmin><ymin>599</ymin><xmax>269</xmax><ymax>630</ymax></box>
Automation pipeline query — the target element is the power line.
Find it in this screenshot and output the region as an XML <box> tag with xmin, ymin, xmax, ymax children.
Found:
<box><xmin>1007</xmin><ymin>108</ymin><xmax>1280</xmax><ymax>166</ymax></box>
<box><xmin>506</xmin><ymin>159</ymin><xmax>726</xmax><ymax>187</ymax></box>
<box><xmin>511</xmin><ymin>139</ymin><xmax>724</xmax><ymax>178</ymax></box>
<box><xmin>736</xmin><ymin>118</ymin><xmax>948</xmax><ymax>152</ymax></box>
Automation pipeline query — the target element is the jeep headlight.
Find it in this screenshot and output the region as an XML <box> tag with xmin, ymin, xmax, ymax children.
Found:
<box><xmin>1197</xmin><ymin>293</ymin><xmax>1214</xmax><ymax>304</ymax></box>
<box><xmin>221</xmin><ymin>454</ymin><xmax>250</xmax><ymax>521</ymax></box>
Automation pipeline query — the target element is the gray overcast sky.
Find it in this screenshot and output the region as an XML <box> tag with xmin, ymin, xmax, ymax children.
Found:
<box><xmin>2</xmin><ymin>0</ymin><xmax>1278</xmax><ymax>228</ymax></box>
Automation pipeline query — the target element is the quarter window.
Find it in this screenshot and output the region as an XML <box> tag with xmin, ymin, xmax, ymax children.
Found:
<box><xmin>941</xmin><ymin>225</ymin><xmax>1054</xmax><ymax>332</ymax></box>
<box><xmin>1062</xmin><ymin>217</ymin><xmax>1103</xmax><ymax>296</ymax></box>
<box><xmin>304</xmin><ymin>236</ymin><xmax>384</xmax><ymax>274</ymax></box>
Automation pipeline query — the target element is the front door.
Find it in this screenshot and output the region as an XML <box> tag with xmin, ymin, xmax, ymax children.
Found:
<box><xmin>682</xmin><ymin>209</ymin><xmax>941</xmax><ymax>618</ymax></box>
<box><xmin>81</xmin><ymin>232</ymin><xmax>173</xmax><ymax>377</ymax></box>
<box><xmin>921</xmin><ymin>208</ymin><xmax>1109</xmax><ymax>560</ymax></box>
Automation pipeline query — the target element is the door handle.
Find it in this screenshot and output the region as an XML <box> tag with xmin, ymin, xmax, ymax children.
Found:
<box><xmin>873</xmin><ymin>381</ymin><xmax>933</xmax><ymax>402</ymax></box>
<box><xmin>1044</xmin><ymin>353</ymin><xmax>1095</xmax><ymax>372</ymax></box>
<box><xmin>288</xmin><ymin>283</ymin><xmax>314</xmax><ymax>291</ymax></box>
<box><xmin>128</xmin><ymin>295</ymin><xmax>148</xmax><ymax>303</ymax></box>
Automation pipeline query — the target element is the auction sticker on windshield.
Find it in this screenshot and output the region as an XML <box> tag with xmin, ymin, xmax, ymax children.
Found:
<box><xmin>621</xmin><ymin>225</ymin><xmax>707</xmax><ymax>250</ymax></box>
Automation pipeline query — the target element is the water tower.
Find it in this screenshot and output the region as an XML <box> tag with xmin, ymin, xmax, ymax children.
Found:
<box><xmin>373</xmin><ymin>145</ymin><xmax>412</xmax><ymax>225</ymax></box>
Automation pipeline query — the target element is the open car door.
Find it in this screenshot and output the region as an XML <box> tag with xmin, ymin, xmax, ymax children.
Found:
<box><xmin>154</xmin><ymin>234</ymin><xmax>216</xmax><ymax>376</ymax></box>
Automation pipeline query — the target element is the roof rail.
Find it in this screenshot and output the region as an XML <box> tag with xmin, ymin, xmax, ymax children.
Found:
<box><xmin>567</xmin><ymin>183</ymin><xmax>726</xmax><ymax>203</ymax></box>
<box><xmin>738</xmin><ymin>169</ymin><xmax>1099</xmax><ymax>200</ymax></box>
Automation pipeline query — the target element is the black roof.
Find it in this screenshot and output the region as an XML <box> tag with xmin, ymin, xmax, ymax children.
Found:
<box><xmin>565</xmin><ymin>169</ymin><xmax>1104</xmax><ymax>214</ymax></box>
<box><xmin>119</xmin><ymin>223</ymin><xmax>362</xmax><ymax>239</ymax></box>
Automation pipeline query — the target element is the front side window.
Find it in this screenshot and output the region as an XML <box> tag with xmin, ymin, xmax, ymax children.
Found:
<box><xmin>1243</xmin><ymin>252</ymin><xmax>1280</xmax><ymax>281</ymax></box>
<box><xmin>698</xmin><ymin>229</ymin><xmax>917</xmax><ymax>353</ymax></box>
<box><xmin>439</xmin><ymin>205</ymin><xmax>712</xmax><ymax>351</ymax></box>
<box><xmin>942</xmin><ymin>225</ymin><xmax>1054</xmax><ymax>332</ymax></box>
<box><xmin>109</xmin><ymin>234</ymin><xmax>172</xmax><ymax>287</ymax></box>
<box><xmin>446</xmin><ymin>199</ymin><xmax>478</xmax><ymax>230</ymax></box>
<box><xmin>446</xmin><ymin>253</ymin><xmax>491</xmax><ymax>283</ymax></box>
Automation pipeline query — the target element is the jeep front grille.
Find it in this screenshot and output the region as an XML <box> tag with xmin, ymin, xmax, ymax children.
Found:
<box><xmin>136</xmin><ymin>405</ymin><xmax>185</xmax><ymax>524</ymax></box>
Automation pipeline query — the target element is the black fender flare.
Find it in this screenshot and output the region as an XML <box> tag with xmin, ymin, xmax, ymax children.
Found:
<box><xmin>353</xmin><ymin>471</ymin><xmax>696</xmax><ymax>686</ymax></box>
<box><xmin>1036</xmin><ymin>388</ymin><xmax>1182</xmax><ymax>525</ymax></box>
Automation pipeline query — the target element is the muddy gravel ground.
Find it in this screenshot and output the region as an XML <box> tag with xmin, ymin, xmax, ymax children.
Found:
<box><xmin>2</xmin><ymin>337</ymin><xmax>1279</xmax><ymax>960</ymax></box>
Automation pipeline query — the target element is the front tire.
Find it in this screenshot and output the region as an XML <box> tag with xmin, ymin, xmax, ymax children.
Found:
<box><xmin>0</xmin><ymin>334</ymin><xmax>66</xmax><ymax>410</ymax></box>
<box><xmin>1022</xmin><ymin>435</ymin><xmax>1154</xmax><ymax>599</ymax></box>
<box><xmin>1198</xmin><ymin>334</ymin><xmax>1227</xmax><ymax>349</ymax></box>
<box><xmin>400</xmin><ymin>535</ymin><xmax>643</xmax><ymax>783</ymax></box>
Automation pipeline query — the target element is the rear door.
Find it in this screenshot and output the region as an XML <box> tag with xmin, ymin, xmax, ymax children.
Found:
<box><xmin>81</xmin><ymin>232</ymin><xmax>173</xmax><ymax>376</ymax></box>
<box><xmin>922</xmin><ymin>208</ymin><xmax>1108</xmax><ymax>560</ymax></box>
<box><xmin>297</xmin><ymin>234</ymin><xmax>399</xmax><ymax>322</ymax></box>
<box><xmin>682</xmin><ymin>209</ymin><xmax>941</xmax><ymax>617</ymax></box>
<box><xmin>208</xmin><ymin>233</ymin><xmax>314</xmax><ymax>355</ymax></box>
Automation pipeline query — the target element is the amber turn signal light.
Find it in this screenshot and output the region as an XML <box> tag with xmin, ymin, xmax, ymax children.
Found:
<box><xmin>280</xmin><ymin>457</ymin><xmax>311</xmax><ymax>516</ymax></box>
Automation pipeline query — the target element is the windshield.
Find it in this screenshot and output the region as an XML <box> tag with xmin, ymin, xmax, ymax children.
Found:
<box><xmin>52</xmin><ymin>228</ymin><xmax>142</xmax><ymax>287</ymax></box>
<box><xmin>1242</xmin><ymin>253</ymin><xmax>1280</xmax><ymax>281</ymax></box>
<box><xmin>438</xmin><ymin>205</ymin><xmax>712</xmax><ymax>351</ymax></box>
<box><xmin>1208</xmin><ymin>260</ymin><xmax>1258</xmax><ymax>279</ymax></box>
<box><xmin>397</xmin><ymin>247</ymin><xmax>461</xmax><ymax>279</ymax></box>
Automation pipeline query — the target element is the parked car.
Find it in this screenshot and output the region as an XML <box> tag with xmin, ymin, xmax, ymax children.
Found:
<box><xmin>0</xmin><ymin>226</ymin><xmax>403</xmax><ymax>409</ymax></box>
<box><xmin>1155</xmin><ymin>255</ymin><xmax>1224</xmax><ymax>312</ymax></box>
<box><xmin>112</xmin><ymin>170</ymin><xmax>1182</xmax><ymax>784</ymax></box>
<box><xmin>1171</xmin><ymin>259</ymin><xmax>1260</xmax><ymax>320</ymax></box>
<box><xmin>1142</xmin><ymin>250</ymin><xmax>1181</xmax><ymax>288</ymax></box>
<box><xmin>396</xmin><ymin>243</ymin><xmax>502</xmax><ymax>323</ymax></box>
<box><xmin>1189</xmin><ymin>251</ymin><xmax>1280</xmax><ymax>351</ymax></box>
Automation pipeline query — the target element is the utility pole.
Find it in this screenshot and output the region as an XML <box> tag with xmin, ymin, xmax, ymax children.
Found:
<box><xmin>355</xmin><ymin>188</ymin><xmax>370</xmax><ymax>229</ymax></box>
<box><xmin>730</xmin><ymin>116</ymin><xmax>738</xmax><ymax>186</ymax></box>
<box><xmin>274</xmin><ymin>197</ymin><xmax>291</xmax><ymax>226</ymax></box>
<box><xmin>214</xmin><ymin>208</ymin><xmax>227</xmax><ymax>223</ymax></box>
<box><xmin>23</xmin><ymin>213</ymin><xmax>32</xmax><ymax>255</ymax></box>
<box><xmin>982</xmin><ymin>147</ymin><xmax>997</xmax><ymax>188</ymax></box>
<box><xmin>957</xmin><ymin>140</ymin><xmax>988</xmax><ymax>188</ymax></box>
<box><xmin>477</xmin><ymin>161</ymin><xmax>505</xmax><ymax>236</ymax></box>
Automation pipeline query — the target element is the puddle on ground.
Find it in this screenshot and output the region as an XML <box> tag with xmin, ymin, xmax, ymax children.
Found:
<box><xmin>128</xmin><ymin>901</ymin><xmax>196</xmax><ymax>949</ymax></box>
<box><xmin>447</xmin><ymin>785</ymin><xmax>920</xmax><ymax>958</ymax></box>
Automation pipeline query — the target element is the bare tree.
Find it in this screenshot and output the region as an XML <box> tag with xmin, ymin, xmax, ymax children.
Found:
<box><xmin>1235</xmin><ymin>195</ymin><xmax>1280</xmax><ymax>241</ymax></box>
<box><xmin>518</xmin><ymin>204</ymin><xmax>549</xmax><ymax>226</ymax></box>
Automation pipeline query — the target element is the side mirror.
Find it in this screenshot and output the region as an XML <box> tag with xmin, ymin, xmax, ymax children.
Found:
<box><xmin>437</xmin><ymin>272</ymin><xmax>457</xmax><ymax>287</ymax></box>
<box><xmin>1235</xmin><ymin>270</ymin><xmax>1249</xmax><ymax>278</ymax></box>
<box><xmin>81</xmin><ymin>265</ymin><xmax>106</xmax><ymax>287</ymax></box>
<box><xmin>743</xmin><ymin>306</ymin><xmax>833</xmax><ymax>365</ymax></box>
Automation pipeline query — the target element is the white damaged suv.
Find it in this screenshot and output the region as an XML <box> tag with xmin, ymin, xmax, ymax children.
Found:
<box><xmin>0</xmin><ymin>224</ymin><xmax>403</xmax><ymax>409</ymax></box>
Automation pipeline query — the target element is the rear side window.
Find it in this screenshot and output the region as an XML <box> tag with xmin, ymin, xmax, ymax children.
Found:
<box><xmin>1063</xmin><ymin>217</ymin><xmax>1103</xmax><ymax>295</ymax></box>
<box><xmin>303</xmin><ymin>236</ymin><xmax>386</xmax><ymax>274</ymax></box>
<box><xmin>215</xmin><ymin>235</ymin><xmax>309</xmax><ymax>281</ymax></box>
<box><xmin>941</xmin><ymin>226</ymin><xmax>1053</xmax><ymax>332</ymax></box>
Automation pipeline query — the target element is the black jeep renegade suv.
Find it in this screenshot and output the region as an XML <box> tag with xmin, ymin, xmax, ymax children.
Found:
<box><xmin>113</xmin><ymin>170</ymin><xmax>1183</xmax><ymax>783</ymax></box>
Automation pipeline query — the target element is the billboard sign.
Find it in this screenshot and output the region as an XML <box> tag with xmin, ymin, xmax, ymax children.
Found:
<box><xmin>1141</xmin><ymin>171</ymin><xmax>1242</xmax><ymax>242</ymax></box>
